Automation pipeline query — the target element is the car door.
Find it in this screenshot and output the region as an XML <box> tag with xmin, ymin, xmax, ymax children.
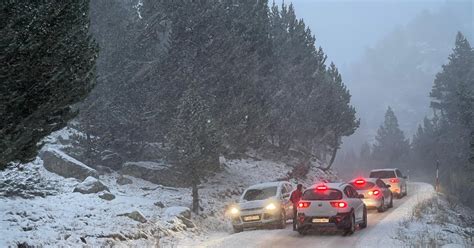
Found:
<box><xmin>376</xmin><ymin>179</ymin><xmax>391</xmax><ymax>204</ymax></box>
<box><xmin>344</xmin><ymin>186</ymin><xmax>364</xmax><ymax>221</ymax></box>
<box><xmin>280</xmin><ymin>184</ymin><xmax>292</xmax><ymax>216</ymax></box>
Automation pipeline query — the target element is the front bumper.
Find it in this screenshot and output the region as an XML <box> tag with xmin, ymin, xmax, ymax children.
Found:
<box><xmin>296</xmin><ymin>212</ymin><xmax>351</xmax><ymax>231</ymax></box>
<box><xmin>231</xmin><ymin>209</ymin><xmax>282</xmax><ymax>229</ymax></box>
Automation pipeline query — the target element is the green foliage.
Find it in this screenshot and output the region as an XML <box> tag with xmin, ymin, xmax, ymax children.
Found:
<box><xmin>372</xmin><ymin>107</ymin><xmax>410</xmax><ymax>168</ymax></box>
<box><xmin>411</xmin><ymin>32</ymin><xmax>474</xmax><ymax>208</ymax></box>
<box><xmin>0</xmin><ymin>0</ymin><xmax>97</xmax><ymax>168</ymax></box>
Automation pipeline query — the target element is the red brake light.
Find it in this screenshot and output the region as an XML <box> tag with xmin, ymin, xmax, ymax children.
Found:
<box><xmin>372</xmin><ymin>190</ymin><xmax>380</xmax><ymax>196</ymax></box>
<box><xmin>390</xmin><ymin>178</ymin><xmax>400</xmax><ymax>183</ymax></box>
<box><xmin>316</xmin><ymin>185</ymin><xmax>327</xmax><ymax>190</ymax></box>
<box><xmin>330</xmin><ymin>201</ymin><xmax>347</xmax><ymax>208</ymax></box>
<box><xmin>298</xmin><ymin>201</ymin><xmax>311</xmax><ymax>208</ymax></box>
<box><xmin>355</xmin><ymin>179</ymin><xmax>365</xmax><ymax>185</ymax></box>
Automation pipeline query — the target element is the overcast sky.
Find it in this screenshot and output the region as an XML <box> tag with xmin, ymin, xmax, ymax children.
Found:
<box><xmin>276</xmin><ymin>0</ymin><xmax>447</xmax><ymax>69</ymax></box>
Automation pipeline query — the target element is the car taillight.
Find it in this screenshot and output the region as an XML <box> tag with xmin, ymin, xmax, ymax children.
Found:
<box><xmin>298</xmin><ymin>201</ymin><xmax>311</xmax><ymax>208</ymax></box>
<box><xmin>368</xmin><ymin>190</ymin><xmax>380</xmax><ymax>196</ymax></box>
<box><xmin>390</xmin><ymin>178</ymin><xmax>400</xmax><ymax>183</ymax></box>
<box><xmin>316</xmin><ymin>185</ymin><xmax>327</xmax><ymax>190</ymax></box>
<box><xmin>330</xmin><ymin>201</ymin><xmax>347</xmax><ymax>208</ymax></box>
<box><xmin>355</xmin><ymin>179</ymin><xmax>365</xmax><ymax>185</ymax></box>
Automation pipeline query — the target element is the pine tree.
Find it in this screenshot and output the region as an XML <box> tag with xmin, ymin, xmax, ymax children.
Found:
<box><xmin>168</xmin><ymin>85</ymin><xmax>219</xmax><ymax>214</ymax></box>
<box><xmin>0</xmin><ymin>0</ymin><xmax>97</xmax><ymax>168</ymax></box>
<box><xmin>372</xmin><ymin>107</ymin><xmax>410</xmax><ymax>168</ymax></box>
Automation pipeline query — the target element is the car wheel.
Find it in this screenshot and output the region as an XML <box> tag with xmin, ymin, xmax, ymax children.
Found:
<box><xmin>344</xmin><ymin>213</ymin><xmax>355</xmax><ymax>235</ymax></box>
<box><xmin>298</xmin><ymin>228</ymin><xmax>306</xmax><ymax>236</ymax></box>
<box><xmin>377</xmin><ymin>198</ymin><xmax>385</xmax><ymax>213</ymax></box>
<box><xmin>359</xmin><ymin>206</ymin><xmax>368</xmax><ymax>228</ymax></box>
<box><xmin>277</xmin><ymin>210</ymin><xmax>286</xmax><ymax>229</ymax></box>
<box><xmin>404</xmin><ymin>185</ymin><xmax>408</xmax><ymax>196</ymax></box>
<box><xmin>388</xmin><ymin>194</ymin><xmax>394</xmax><ymax>208</ymax></box>
<box><xmin>233</xmin><ymin>225</ymin><xmax>243</xmax><ymax>233</ymax></box>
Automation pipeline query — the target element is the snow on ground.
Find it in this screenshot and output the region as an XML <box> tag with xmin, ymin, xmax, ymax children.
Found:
<box><xmin>356</xmin><ymin>182</ymin><xmax>436</xmax><ymax>247</ymax></box>
<box><xmin>392</xmin><ymin>190</ymin><xmax>474</xmax><ymax>247</ymax></box>
<box><xmin>0</xmin><ymin>130</ymin><xmax>336</xmax><ymax>247</ymax></box>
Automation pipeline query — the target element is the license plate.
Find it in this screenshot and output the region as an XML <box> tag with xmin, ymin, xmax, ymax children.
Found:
<box><xmin>312</xmin><ymin>218</ymin><xmax>329</xmax><ymax>223</ymax></box>
<box><xmin>243</xmin><ymin>215</ymin><xmax>260</xmax><ymax>221</ymax></box>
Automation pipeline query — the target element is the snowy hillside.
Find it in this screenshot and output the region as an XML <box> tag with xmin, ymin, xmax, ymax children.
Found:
<box><xmin>0</xmin><ymin>134</ymin><xmax>336</xmax><ymax>247</ymax></box>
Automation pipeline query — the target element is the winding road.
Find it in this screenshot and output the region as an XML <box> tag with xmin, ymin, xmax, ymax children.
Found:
<box><xmin>183</xmin><ymin>182</ymin><xmax>434</xmax><ymax>248</ymax></box>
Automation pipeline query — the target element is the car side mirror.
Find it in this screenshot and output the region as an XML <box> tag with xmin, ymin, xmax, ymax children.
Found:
<box><xmin>386</xmin><ymin>185</ymin><xmax>391</xmax><ymax>188</ymax></box>
<box><xmin>358</xmin><ymin>194</ymin><xmax>365</xmax><ymax>199</ymax></box>
<box><xmin>403</xmin><ymin>176</ymin><xmax>407</xmax><ymax>179</ymax></box>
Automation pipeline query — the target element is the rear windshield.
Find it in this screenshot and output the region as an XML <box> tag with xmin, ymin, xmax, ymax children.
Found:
<box><xmin>302</xmin><ymin>189</ymin><xmax>343</xmax><ymax>200</ymax></box>
<box><xmin>243</xmin><ymin>187</ymin><xmax>277</xmax><ymax>201</ymax></box>
<box><xmin>350</xmin><ymin>182</ymin><xmax>375</xmax><ymax>190</ymax></box>
<box><xmin>370</xmin><ymin>171</ymin><xmax>396</xmax><ymax>179</ymax></box>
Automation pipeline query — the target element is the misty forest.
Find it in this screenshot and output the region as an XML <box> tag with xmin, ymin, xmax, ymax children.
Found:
<box><xmin>1</xmin><ymin>0</ymin><xmax>473</xmax><ymax>247</ymax></box>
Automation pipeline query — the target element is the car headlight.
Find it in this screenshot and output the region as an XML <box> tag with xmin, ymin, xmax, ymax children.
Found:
<box><xmin>229</xmin><ymin>207</ymin><xmax>239</xmax><ymax>215</ymax></box>
<box><xmin>265</xmin><ymin>203</ymin><xmax>277</xmax><ymax>211</ymax></box>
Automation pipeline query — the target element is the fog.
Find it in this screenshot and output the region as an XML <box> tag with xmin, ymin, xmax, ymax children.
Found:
<box><xmin>279</xmin><ymin>1</ymin><xmax>473</xmax><ymax>170</ymax></box>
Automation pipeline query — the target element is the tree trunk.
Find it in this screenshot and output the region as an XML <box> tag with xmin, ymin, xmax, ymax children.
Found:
<box><xmin>192</xmin><ymin>175</ymin><xmax>199</xmax><ymax>214</ymax></box>
<box><xmin>322</xmin><ymin>134</ymin><xmax>339</xmax><ymax>171</ymax></box>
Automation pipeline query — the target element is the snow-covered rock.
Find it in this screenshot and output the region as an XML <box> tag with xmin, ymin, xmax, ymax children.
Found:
<box><xmin>117</xmin><ymin>211</ymin><xmax>147</xmax><ymax>223</ymax></box>
<box><xmin>120</xmin><ymin>161</ymin><xmax>184</xmax><ymax>187</ymax></box>
<box><xmin>98</xmin><ymin>192</ymin><xmax>115</xmax><ymax>201</ymax></box>
<box><xmin>73</xmin><ymin>177</ymin><xmax>109</xmax><ymax>194</ymax></box>
<box><xmin>116</xmin><ymin>175</ymin><xmax>133</xmax><ymax>185</ymax></box>
<box><xmin>41</xmin><ymin>149</ymin><xmax>98</xmax><ymax>180</ymax></box>
<box><xmin>100</xmin><ymin>151</ymin><xmax>123</xmax><ymax>171</ymax></box>
<box><xmin>164</xmin><ymin>206</ymin><xmax>191</xmax><ymax>219</ymax></box>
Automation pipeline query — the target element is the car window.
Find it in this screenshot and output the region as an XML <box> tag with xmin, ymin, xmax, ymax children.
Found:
<box><xmin>376</xmin><ymin>180</ymin><xmax>386</xmax><ymax>188</ymax></box>
<box><xmin>396</xmin><ymin>170</ymin><xmax>403</xmax><ymax>177</ymax></box>
<box><xmin>302</xmin><ymin>189</ymin><xmax>343</xmax><ymax>200</ymax></box>
<box><xmin>350</xmin><ymin>181</ymin><xmax>375</xmax><ymax>190</ymax></box>
<box><xmin>343</xmin><ymin>186</ymin><xmax>354</xmax><ymax>198</ymax></box>
<box><xmin>281</xmin><ymin>185</ymin><xmax>286</xmax><ymax>195</ymax></box>
<box><xmin>286</xmin><ymin>184</ymin><xmax>293</xmax><ymax>193</ymax></box>
<box><xmin>243</xmin><ymin>187</ymin><xmax>277</xmax><ymax>201</ymax></box>
<box><xmin>369</xmin><ymin>170</ymin><xmax>396</xmax><ymax>178</ymax></box>
<box><xmin>348</xmin><ymin>186</ymin><xmax>358</xmax><ymax>198</ymax></box>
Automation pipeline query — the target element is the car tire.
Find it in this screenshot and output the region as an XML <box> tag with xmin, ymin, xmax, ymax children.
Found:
<box><xmin>277</xmin><ymin>211</ymin><xmax>286</xmax><ymax>229</ymax></box>
<box><xmin>344</xmin><ymin>213</ymin><xmax>355</xmax><ymax>236</ymax></box>
<box><xmin>233</xmin><ymin>226</ymin><xmax>243</xmax><ymax>233</ymax></box>
<box><xmin>404</xmin><ymin>185</ymin><xmax>408</xmax><ymax>197</ymax></box>
<box><xmin>359</xmin><ymin>206</ymin><xmax>368</xmax><ymax>229</ymax></box>
<box><xmin>377</xmin><ymin>198</ymin><xmax>385</xmax><ymax>213</ymax></box>
<box><xmin>298</xmin><ymin>228</ymin><xmax>306</xmax><ymax>236</ymax></box>
<box><xmin>388</xmin><ymin>194</ymin><xmax>394</xmax><ymax>208</ymax></box>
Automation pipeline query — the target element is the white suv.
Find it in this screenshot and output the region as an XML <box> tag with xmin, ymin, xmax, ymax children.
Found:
<box><xmin>296</xmin><ymin>183</ymin><xmax>367</xmax><ymax>235</ymax></box>
<box><xmin>369</xmin><ymin>168</ymin><xmax>408</xmax><ymax>198</ymax></box>
<box><xmin>228</xmin><ymin>181</ymin><xmax>294</xmax><ymax>232</ymax></box>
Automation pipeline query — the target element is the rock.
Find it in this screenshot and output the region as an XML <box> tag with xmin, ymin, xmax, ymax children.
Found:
<box><xmin>94</xmin><ymin>165</ymin><xmax>114</xmax><ymax>175</ymax></box>
<box><xmin>116</xmin><ymin>175</ymin><xmax>133</xmax><ymax>185</ymax></box>
<box><xmin>154</xmin><ymin>201</ymin><xmax>165</xmax><ymax>208</ymax></box>
<box><xmin>120</xmin><ymin>161</ymin><xmax>185</xmax><ymax>187</ymax></box>
<box><xmin>99</xmin><ymin>192</ymin><xmax>115</xmax><ymax>201</ymax></box>
<box><xmin>41</xmin><ymin>149</ymin><xmax>98</xmax><ymax>180</ymax></box>
<box><xmin>118</xmin><ymin>211</ymin><xmax>147</xmax><ymax>223</ymax></box>
<box><xmin>164</xmin><ymin>206</ymin><xmax>191</xmax><ymax>219</ymax></box>
<box><xmin>73</xmin><ymin>177</ymin><xmax>109</xmax><ymax>194</ymax></box>
<box><xmin>100</xmin><ymin>151</ymin><xmax>124</xmax><ymax>171</ymax></box>
<box><xmin>177</xmin><ymin>216</ymin><xmax>195</xmax><ymax>228</ymax></box>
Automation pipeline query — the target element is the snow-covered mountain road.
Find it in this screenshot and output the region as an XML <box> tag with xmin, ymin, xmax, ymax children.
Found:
<box><xmin>183</xmin><ymin>182</ymin><xmax>435</xmax><ymax>248</ymax></box>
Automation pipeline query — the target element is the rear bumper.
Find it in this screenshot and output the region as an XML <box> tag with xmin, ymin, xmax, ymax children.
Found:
<box><xmin>296</xmin><ymin>212</ymin><xmax>351</xmax><ymax>230</ymax></box>
<box><xmin>362</xmin><ymin>198</ymin><xmax>382</xmax><ymax>208</ymax></box>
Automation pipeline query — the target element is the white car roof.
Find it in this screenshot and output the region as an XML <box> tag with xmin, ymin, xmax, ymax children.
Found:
<box><xmin>370</xmin><ymin>168</ymin><xmax>398</xmax><ymax>172</ymax></box>
<box><xmin>246</xmin><ymin>181</ymin><xmax>285</xmax><ymax>190</ymax></box>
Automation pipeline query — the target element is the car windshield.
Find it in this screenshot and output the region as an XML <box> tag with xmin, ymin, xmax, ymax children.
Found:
<box><xmin>370</xmin><ymin>171</ymin><xmax>396</xmax><ymax>179</ymax></box>
<box><xmin>302</xmin><ymin>189</ymin><xmax>343</xmax><ymax>200</ymax></box>
<box><xmin>350</xmin><ymin>182</ymin><xmax>375</xmax><ymax>190</ymax></box>
<box><xmin>243</xmin><ymin>187</ymin><xmax>277</xmax><ymax>201</ymax></box>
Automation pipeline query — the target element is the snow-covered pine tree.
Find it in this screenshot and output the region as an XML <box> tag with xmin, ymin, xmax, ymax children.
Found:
<box><xmin>0</xmin><ymin>0</ymin><xmax>97</xmax><ymax>168</ymax></box>
<box><xmin>372</xmin><ymin>107</ymin><xmax>410</xmax><ymax>168</ymax></box>
<box><xmin>168</xmin><ymin>85</ymin><xmax>219</xmax><ymax>214</ymax></box>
